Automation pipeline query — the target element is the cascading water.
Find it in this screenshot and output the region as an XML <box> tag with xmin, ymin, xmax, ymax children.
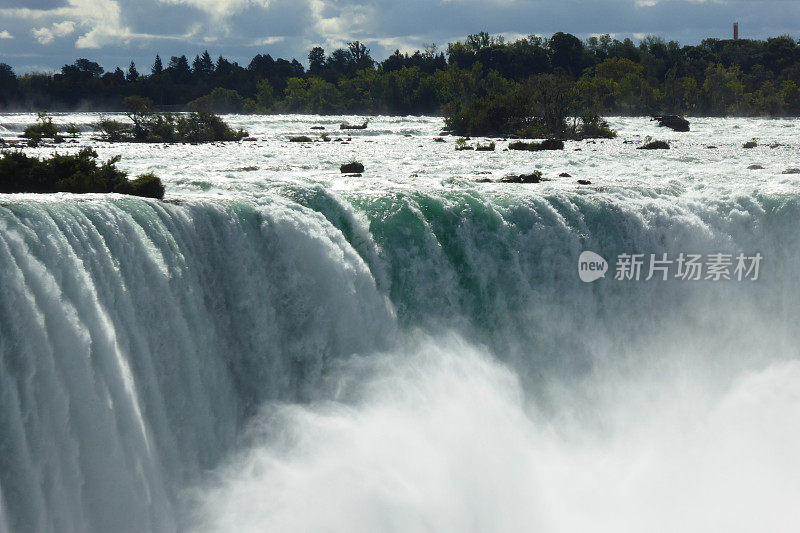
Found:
<box><xmin>0</xmin><ymin>197</ymin><xmax>396</xmax><ymax>532</ymax></box>
<box><xmin>1</xmin><ymin>114</ymin><xmax>799</xmax><ymax>532</ymax></box>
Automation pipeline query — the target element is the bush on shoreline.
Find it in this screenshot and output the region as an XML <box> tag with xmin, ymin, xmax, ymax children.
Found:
<box><xmin>0</xmin><ymin>148</ymin><xmax>165</xmax><ymax>198</ymax></box>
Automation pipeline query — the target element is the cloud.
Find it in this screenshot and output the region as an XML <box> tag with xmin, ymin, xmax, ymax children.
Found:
<box><xmin>161</xmin><ymin>0</ymin><xmax>271</xmax><ymax>20</ymax></box>
<box><xmin>31</xmin><ymin>20</ymin><xmax>75</xmax><ymax>44</ymax></box>
<box><xmin>0</xmin><ymin>30</ymin><xmax>13</xmax><ymax>39</ymax></box>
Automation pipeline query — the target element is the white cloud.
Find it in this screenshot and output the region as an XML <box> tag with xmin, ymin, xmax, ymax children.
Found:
<box><xmin>5</xmin><ymin>0</ymin><xmax>145</xmax><ymax>48</ymax></box>
<box><xmin>31</xmin><ymin>20</ymin><xmax>75</xmax><ymax>44</ymax></box>
<box><xmin>251</xmin><ymin>36</ymin><xmax>285</xmax><ymax>46</ymax></box>
<box><xmin>161</xmin><ymin>0</ymin><xmax>270</xmax><ymax>20</ymax></box>
<box><xmin>0</xmin><ymin>30</ymin><xmax>12</xmax><ymax>39</ymax></box>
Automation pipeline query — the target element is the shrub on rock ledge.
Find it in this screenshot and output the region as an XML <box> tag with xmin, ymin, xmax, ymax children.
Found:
<box><xmin>95</xmin><ymin>97</ymin><xmax>247</xmax><ymax>143</ymax></box>
<box><xmin>638</xmin><ymin>140</ymin><xmax>670</xmax><ymax>150</ymax></box>
<box><xmin>0</xmin><ymin>148</ymin><xmax>165</xmax><ymax>199</ymax></box>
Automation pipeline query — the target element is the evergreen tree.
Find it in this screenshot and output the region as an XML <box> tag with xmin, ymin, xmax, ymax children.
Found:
<box><xmin>152</xmin><ymin>54</ymin><xmax>163</xmax><ymax>75</ymax></box>
<box><xmin>126</xmin><ymin>61</ymin><xmax>139</xmax><ymax>82</ymax></box>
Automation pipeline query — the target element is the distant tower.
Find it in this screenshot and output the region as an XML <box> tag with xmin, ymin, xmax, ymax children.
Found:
<box><xmin>734</xmin><ymin>22</ymin><xmax>739</xmax><ymax>40</ymax></box>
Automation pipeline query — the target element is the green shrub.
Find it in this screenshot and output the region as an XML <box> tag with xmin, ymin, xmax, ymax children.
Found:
<box><xmin>23</xmin><ymin>112</ymin><xmax>62</xmax><ymax>143</ymax></box>
<box><xmin>638</xmin><ymin>140</ymin><xmax>670</xmax><ymax>150</ymax></box>
<box><xmin>96</xmin><ymin>118</ymin><xmax>128</xmax><ymax>141</ymax></box>
<box><xmin>0</xmin><ymin>148</ymin><xmax>165</xmax><ymax>198</ymax></box>
<box><xmin>113</xmin><ymin>173</ymin><xmax>165</xmax><ymax>198</ymax></box>
<box><xmin>455</xmin><ymin>137</ymin><xmax>473</xmax><ymax>151</ymax></box>
<box><xmin>94</xmin><ymin>110</ymin><xmax>246</xmax><ymax>143</ymax></box>
<box><xmin>579</xmin><ymin>115</ymin><xmax>617</xmax><ymax>139</ymax></box>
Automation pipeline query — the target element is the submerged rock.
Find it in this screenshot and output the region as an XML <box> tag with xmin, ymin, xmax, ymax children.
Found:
<box><xmin>782</xmin><ymin>168</ymin><xmax>800</xmax><ymax>174</ymax></box>
<box><xmin>289</xmin><ymin>136</ymin><xmax>313</xmax><ymax>142</ymax></box>
<box><xmin>747</xmin><ymin>164</ymin><xmax>764</xmax><ymax>170</ymax></box>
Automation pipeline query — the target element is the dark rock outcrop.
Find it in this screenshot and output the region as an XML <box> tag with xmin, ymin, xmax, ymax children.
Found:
<box><xmin>500</xmin><ymin>171</ymin><xmax>542</xmax><ymax>183</ymax></box>
<box><xmin>508</xmin><ymin>139</ymin><xmax>564</xmax><ymax>151</ymax></box>
<box><xmin>652</xmin><ymin>115</ymin><xmax>690</xmax><ymax>132</ymax></box>
<box><xmin>340</xmin><ymin>162</ymin><xmax>365</xmax><ymax>173</ymax></box>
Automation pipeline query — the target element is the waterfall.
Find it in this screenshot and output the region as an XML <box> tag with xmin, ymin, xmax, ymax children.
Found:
<box><xmin>1</xmin><ymin>186</ymin><xmax>799</xmax><ymax>531</ymax></box>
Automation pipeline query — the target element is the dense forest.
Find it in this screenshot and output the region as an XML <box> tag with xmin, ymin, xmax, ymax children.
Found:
<box><xmin>1</xmin><ymin>32</ymin><xmax>799</xmax><ymax>118</ymax></box>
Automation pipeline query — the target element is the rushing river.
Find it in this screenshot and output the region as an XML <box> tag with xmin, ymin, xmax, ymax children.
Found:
<box><xmin>1</xmin><ymin>114</ymin><xmax>799</xmax><ymax>532</ymax></box>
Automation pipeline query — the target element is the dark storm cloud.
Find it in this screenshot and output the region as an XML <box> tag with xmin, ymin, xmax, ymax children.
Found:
<box><xmin>1</xmin><ymin>0</ymin><xmax>799</xmax><ymax>73</ymax></box>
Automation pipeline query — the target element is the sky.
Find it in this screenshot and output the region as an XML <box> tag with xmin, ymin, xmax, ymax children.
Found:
<box><xmin>0</xmin><ymin>0</ymin><xmax>799</xmax><ymax>74</ymax></box>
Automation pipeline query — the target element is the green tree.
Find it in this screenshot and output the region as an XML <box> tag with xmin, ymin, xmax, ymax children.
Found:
<box><xmin>702</xmin><ymin>63</ymin><xmax>744</xmax><ymax>115</ymax></box>
<box><xmin>255</xmin><ymin>79</ymin><xmax>275</xmax><ymax>111</ymax></box>
<box><xmin>152</xmin><ymin>55</ymin><xmax>163</xmax><ymax>75</ymax></box>
<box><xmin>126</xmin><ymin>61</ymin><xmax>139</xmax><ymax>82</ymax></box>
<box><xmin>308</xmin><ymin>47</ymin><xmax>325</xmax><ymax>75</ymax></box>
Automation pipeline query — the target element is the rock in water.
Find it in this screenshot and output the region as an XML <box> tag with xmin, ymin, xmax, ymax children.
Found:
<box><xmin>500</xmin><ymin>171</ymin><xmax>542</xmax><ymax>183</ymax></box>
<box><xmin>638</xmin><ymin>140</ymin><xmax>670</xmax><ymax>150</ymax></box>
<box><xmin>652</xmin><ymin>115</ymin><xmax>690</xmax><ymax>132</ymax></box>
<box><xmin>340</xmin><ymin>162</ymin><xmax>365</xmax><ymax>173</ymax></box>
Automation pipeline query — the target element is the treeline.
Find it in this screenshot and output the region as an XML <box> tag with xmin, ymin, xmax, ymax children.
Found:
<box><xmin>1</xmin><ymin>32</ymin><xmax>799</xmax><ymax>116</ymax></box>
